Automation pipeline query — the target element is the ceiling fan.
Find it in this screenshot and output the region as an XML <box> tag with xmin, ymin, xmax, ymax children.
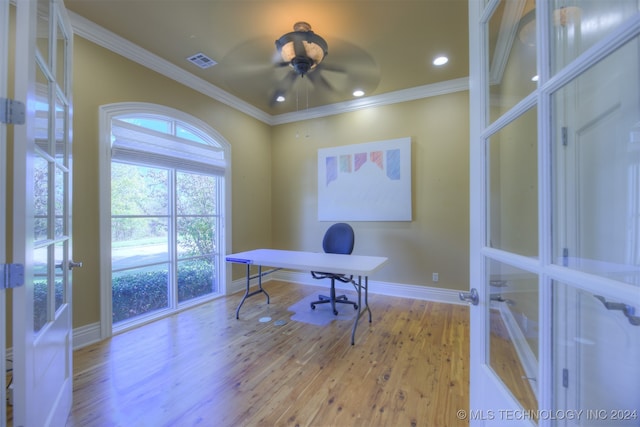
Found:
<box><xmin>222</xmin><ymin>21</ymin><xmax>380</xmax><ymax>110</ymax></box>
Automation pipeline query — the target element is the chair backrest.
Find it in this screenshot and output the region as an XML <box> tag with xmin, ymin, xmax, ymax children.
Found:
<box><xmin>322</xmin><ymin>223</ymin><xmax>354</xmax><ymax>255</ymax></box>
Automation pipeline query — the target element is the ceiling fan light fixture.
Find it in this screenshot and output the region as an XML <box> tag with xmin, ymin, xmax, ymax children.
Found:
<box><xmin>276</xmin><ymin>21</ymin><xmax>328</xmax><ymax>76</ymax></box>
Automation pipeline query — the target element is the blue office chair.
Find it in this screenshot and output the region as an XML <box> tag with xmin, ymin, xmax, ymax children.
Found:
<box><xmin>310</xmin><ymin>223</ymin><xmax>359</xmax><ymax>315</ymax></box>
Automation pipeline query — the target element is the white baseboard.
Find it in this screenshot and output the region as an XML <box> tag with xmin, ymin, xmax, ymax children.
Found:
<box><xmin>229</xmin><ymin>269</ymin><xmax>466</xmax><ymax>305</ymax></box>
<box><xmin>495</xmin><ymin>302</ymin><xmax>539</xmax><ymax>399</ymax></box>
<box><xmin>73</xmin><ymin>322</ymin><xmax>103</xmax><ymax>350</ymax></box>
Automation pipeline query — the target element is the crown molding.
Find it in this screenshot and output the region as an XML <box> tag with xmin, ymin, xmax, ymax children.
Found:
<box><xmin>69</xmin><ymin>11</ymin><xmax>469</xmax><ymax>126</ymax></box>
<box><xmin>270</xmin><ymin>78</ymin><xmax>469</xmax><ymax>125</ymax></box>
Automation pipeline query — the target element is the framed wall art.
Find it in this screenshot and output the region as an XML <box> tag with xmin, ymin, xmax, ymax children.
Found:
<box><xmin>318</xmin><ymin>137</ymin><xmax>412</xmax><ymax>221</ymax></box>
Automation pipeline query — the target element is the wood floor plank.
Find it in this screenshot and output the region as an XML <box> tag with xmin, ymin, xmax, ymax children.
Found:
<box><xmin>66</xmin><ymin>281</ymin><xmax>472</xmax><ymax>427</ymax></box>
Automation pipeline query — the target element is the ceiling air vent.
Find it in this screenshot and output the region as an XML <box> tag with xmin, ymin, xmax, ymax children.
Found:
<box><xmin>187</xmin><ymin>52</ymin><xmax>217</xmax><ymax>69</ymax></box>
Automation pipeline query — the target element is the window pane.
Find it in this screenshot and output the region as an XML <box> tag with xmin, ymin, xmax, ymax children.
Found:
<box><xmin>55</xmin><ymin>14</ymin><xmax>69</xmax><ymax>92</ymax></box>
<box><xmin>120</xmin><ymin>117</ymin><xmax>171</xmax><ymax>134</ymax></box>
<box><xmin>488</xmin><ymin>1</ymin><xmax>537</xmax><ymax>123</ymax></box>
<box><xmin>54</xmin><ymin>164</ymin><xmax>64</xmax><ymax>238</ymax></box>
<box><xmin>34</xmin><ymin>154</ymin><xmax>49</xmax><ymax>242</ymax></box>
<box><xmin>112</xmin><ymin>163</ymin><xmax>168</xmax><ymax>216</ymax></box>
<box><xmin>176</xmin><ymin>172</ymin><xmax>217</xmax><ymax>214</ymax></box>
<box><xmin>54</xmin><ymin>241</ymin><xmax>65</xmax><ymax>312</ymax></box>
<box><xmin>487</xmin><ymin>259</ymin><xmax>538</xmax><ymax>414</ymax></box>
<box><xmin>36</xmin><ymin>0</ymin><xmax>49</xmax><ymax>67</ymax></box>
<box><xmin>176</xmin><ymin>125</ymin><xmax>208</xmax><ymax>144</ymax></box>
<box><xmin>487</xmin><ymin>108</ymin><xmax>538</xmax><ymax>257</ymax></box>
<box><xmin>552</xmin><ymin>35</ymin><xmax>640</xmax><ymax>285</ymax></box>
<box><xmin>112</xmin><ymin>264</ymin><xmax>170</xmax><ymax>323</ymax></box>
<box><xmin>550</xmin><ymin>0</ymin><xmax>639</xmax><ymax>74</ymax></box>
<box><xmin>178</xmin><ymin>216</ymin><xmax>216</xmax><ymax>258</ymax></box>
<box><xmin>35</xmin><ymin>64</ymin><xmax>50</xmax><ymax>153</ymax></box>
<box><xmin>55</xmin><ymin>95</ymin><xmax>67</xmax><ymax>160</ymax></box>
<box><xmin>111</xmin><ymin>218</ymin><xmax>169</xmax><ymax>271</ymax></box>
<box><xmin>33</xmin><ymin>246</ymin><xmax>49</xmax><ymax>332</ymax></box>
<box><xmin>177</xmin><ymin>257</ymin><xmax>217</xmax><ymax>303</ymax></box>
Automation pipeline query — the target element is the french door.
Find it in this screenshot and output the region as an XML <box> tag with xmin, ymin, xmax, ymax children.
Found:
<box><xmin>11</xmin><ymin>0</ymin><xmax>75</xmax><ymax>425</ymax></box>
<box><xmin>469</xmin><ymin>1</ymin><xmax>640</xmax><ymax>426</ymax></box>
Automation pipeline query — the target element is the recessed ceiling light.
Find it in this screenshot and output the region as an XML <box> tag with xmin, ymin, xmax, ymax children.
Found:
<box><xmin>353</xmin><ymin>89</ymin><xmax>365</xmax><ymax>97</ymax></box>
<box><xmin>531</xmin><ymin>75</ymin><xmax>539</xmax><ymax>82</ymax></box>
<box><xmin>433</xmin><ymin>56</ymin><xmax>448</xmax><ymax>66</ymax></box>
<box><xmin>276</xmin><ymin>95</ymin><xmax>286</xmax><ymax>102</ymax></box>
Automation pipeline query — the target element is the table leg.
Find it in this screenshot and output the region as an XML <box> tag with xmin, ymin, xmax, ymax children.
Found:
<box><xmin>351</xmin><ymin>275</ymin><xmax>372</xmax><ymax>345</ymax></box>
<box><xmin>235</xmin><ymin>265</ymin><xmax>273</xmax><ymax>319</ymax></box>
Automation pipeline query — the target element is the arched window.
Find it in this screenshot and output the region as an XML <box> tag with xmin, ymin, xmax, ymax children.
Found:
<box><xmin>99</xmin><ymin>103</ymin><xmax>231</xmax><ymax>334</ymax></box>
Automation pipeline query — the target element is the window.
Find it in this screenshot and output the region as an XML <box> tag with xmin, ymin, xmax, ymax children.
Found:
<box><xmin>100</xmin><ymin>103</ymin><xmax>231</xmax><ymax>333</ymax></box>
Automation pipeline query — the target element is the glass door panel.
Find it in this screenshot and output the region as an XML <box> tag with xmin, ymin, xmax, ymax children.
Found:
<box><xmin>487</xmin><ymin>259</ymin><xmax>539</xmax><ymax>417</ymax></box>
<box><xmin>487</xmin><ymin>107</ymin><xmax>538</xmax><ymax>257</ymax></box>
<box><xmin>111</xmin><ymin>163</ymin><xmax>170</xmax><ymax>325</ymax></box>
<box><xmin>488</xmin><ymin>0</ymin><xmax>538</xmax><ymax>123</ymax></box>
<box><xmin>54</xmin><ymin>241</ymin><xmax>66</xmax><ymax>312</ymax></box>
<box><xmin>552</xmin><ymin>34</ymin><xmax>640</xmax><ymax>286</ymax></box>
<box><xmin>553</xmin><ymin>281</ymin><xmax>640</xmax><ymax>425</ymax></box>
<box><xmin>176</xmin><ymin>171</ymin><xmax>220</xmax><ymax>303</ymax></box>
<box><xmin>33</xmin><ymin>246</ymin><xmax>49</xmax><ymax>332</ymax></box>
<box><xmin>55</xmin><ymin>12</ymin><xmax>69</xmax><ymax>92</ymax></box>
<box><xmin>33</xmin><ymin>154</ymin><xmax>49</xmax><ymax>241</ymax></box>
<box><xmin>550</xmin><ymin>0</ymin><xmax>639</xmax><ymax>74</ymax></box>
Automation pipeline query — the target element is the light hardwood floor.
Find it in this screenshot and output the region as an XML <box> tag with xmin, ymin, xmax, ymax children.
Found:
<box><xmin>66</xmin><ymin>281</ymin><xmax>471</xmax><ymax>427</ymax></box>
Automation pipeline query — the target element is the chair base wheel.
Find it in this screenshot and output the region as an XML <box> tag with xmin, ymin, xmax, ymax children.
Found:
<box><xmin>309</xmin><ymin>292</ymin><xmax>357</xmax><ymax>316</ymax></box>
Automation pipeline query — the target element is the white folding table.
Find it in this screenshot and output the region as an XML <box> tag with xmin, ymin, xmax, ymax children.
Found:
<box><xmin>226</xmin><ymin>249</ymin><xmax>388</xmax><ymax>344</ymax></box>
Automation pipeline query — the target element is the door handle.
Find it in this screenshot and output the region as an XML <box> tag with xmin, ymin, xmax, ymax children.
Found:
<box><xmin>459</xmin><ymin>288</ymin><xmax>479</xmax><ymax>305</ymax></box>
<box><xmin>56</xmin><ymin>260</ymin><xmax>83</xmax><ymax>270</ymax></box>
<box><xmin>68</xmin><ymin>260</ymin><xmax>83</xmax><ymax>270</ymax></box>
<box><xmin>594</xmin><ymin>295</ymin><xmax>640</xmax><ymax>326</ymax></box>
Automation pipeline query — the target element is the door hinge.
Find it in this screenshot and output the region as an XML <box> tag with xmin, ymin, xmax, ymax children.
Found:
<box><xmin>562</xmin><ymin>126</ymin><xmax>568</xmax><ymax>146</ymax></box>
<box><xmin>1</xmin><ymin>263</ymin><xmax>25</xmax><ymax>289</ymax></box>
<box><xmin>562</xmin><ymin>368</ymin><xmax>569</xmax><ymax>388</ymax></box>
<box><xmin>0</xmin><ymin>98</ymin><xmax>26</xmax><ymax>125</ymax></box>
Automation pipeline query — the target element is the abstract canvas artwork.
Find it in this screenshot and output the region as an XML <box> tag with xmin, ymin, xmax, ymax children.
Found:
<box><xmin>318</xmin><ymin>137</ymin><xmax>412</xmax><ymax>221</ymax></box>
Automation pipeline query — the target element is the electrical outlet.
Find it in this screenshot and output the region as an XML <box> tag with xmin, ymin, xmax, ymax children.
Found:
<box><xmin>432</xmin><ymin>272</ymin><xmax>439</xmax><ymax>282</ymax></box>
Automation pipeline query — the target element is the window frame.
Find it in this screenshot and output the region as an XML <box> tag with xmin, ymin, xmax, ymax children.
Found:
<box><xmin>99</xmin><ymin>102</ymin><xmax>232</xmax><ymax>337</ymax></box>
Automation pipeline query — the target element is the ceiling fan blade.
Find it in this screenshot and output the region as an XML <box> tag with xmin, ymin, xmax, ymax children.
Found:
<box><xmin>269</xmin><ymin>71</ymin><xmax>299</xmax><ymax>106</ymax></box>
<box><xmin>307</xmin><ymin>70</ymin><xmax>334</xmax><ymax>92</ymax></box>
<box><xmin>316</xmin><ymin>62</ymin><xmax>346</xmax><ymax>74</ymax></box>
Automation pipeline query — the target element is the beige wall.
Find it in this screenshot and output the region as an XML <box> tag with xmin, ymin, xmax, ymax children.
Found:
<box><xmin>71</xmin><ymin>37</ymin><xmax>273</xmax><ymax>328</ymax></box>
<box><xmin>271</xmin><ymin>92</ymin><xmax>470</xmax><ymax>289</ymax></box>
